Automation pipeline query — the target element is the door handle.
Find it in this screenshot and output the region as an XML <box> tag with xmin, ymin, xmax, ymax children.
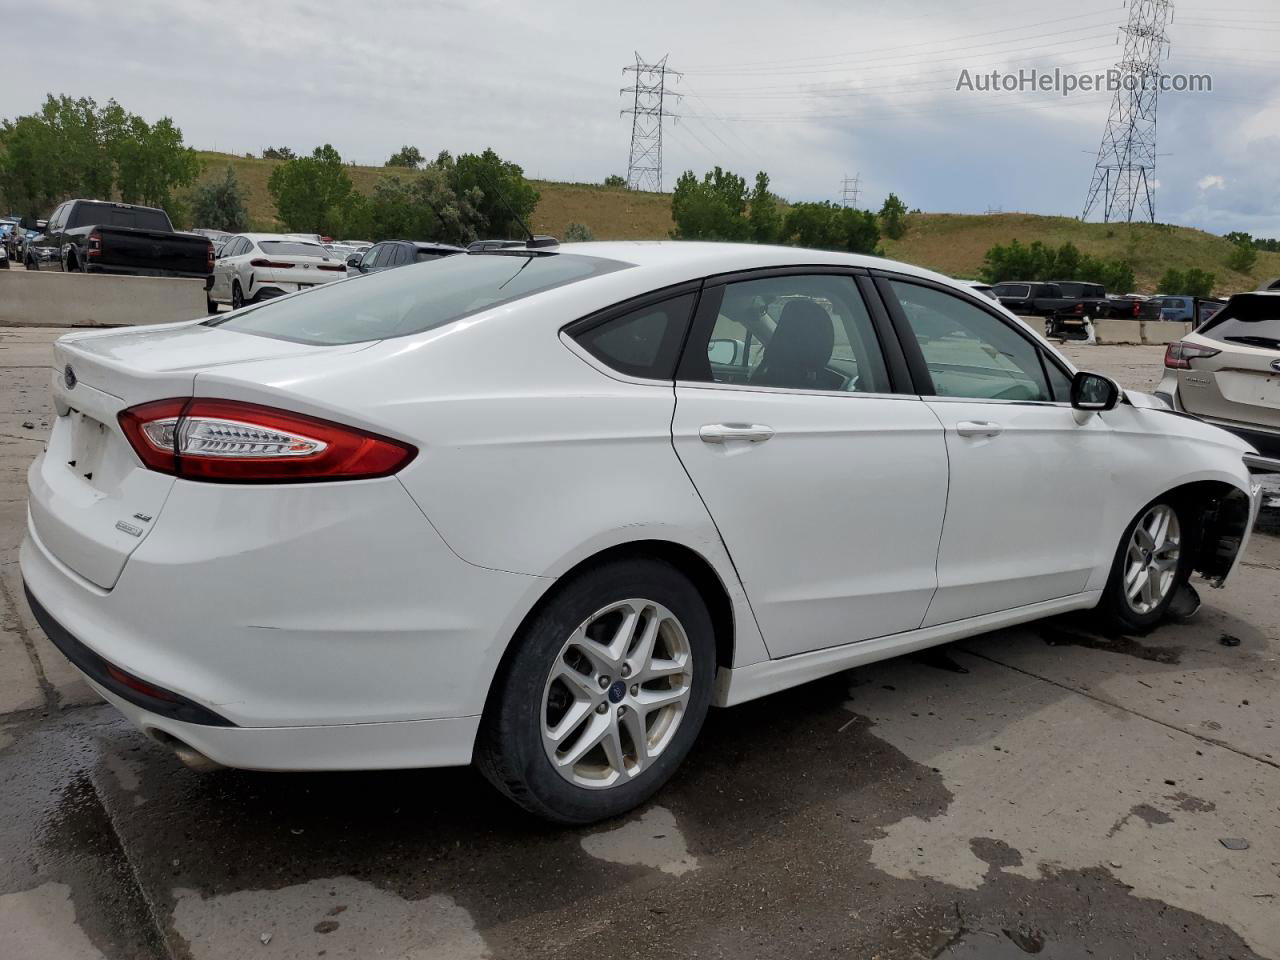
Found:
<box><xmin>956</xmin><ymin>420</ymin><xmax>1003</xmax><ymax>438</ymax></box>
<box><xmin>699</xmin><ymin>423</ymin><xmax>775</xmax><ymax>444</ymax></box>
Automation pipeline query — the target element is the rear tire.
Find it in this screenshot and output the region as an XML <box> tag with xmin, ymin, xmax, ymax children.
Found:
<box><xmin>475</xmin><ymin>557</ymin><xmax>715</xmax><ymax>824</ymax></box>
<box><xmin>1097</xmin><ymin>497</ymin><xmax>1193</xmax><ymax>633</ymax></box>
<box><xmin>231</xmin><ymin>281</ymin><xmax>244</xmax><ymax>310</ymax></box>
<box><xmin>206</xmin><ymin>296</ymin><xmax>218</xmax><ymax>315</ymax></box>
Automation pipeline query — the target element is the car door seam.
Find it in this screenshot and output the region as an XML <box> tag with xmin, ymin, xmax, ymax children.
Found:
<box><xmin>668</xmin><ymin>380</ymin><xmax>775</xmax><ymax>660</ymax></box>
<box><xmin>917</xmin><ymin>399</ymin><xmax>952</xmax><ymax>629</ymax></box>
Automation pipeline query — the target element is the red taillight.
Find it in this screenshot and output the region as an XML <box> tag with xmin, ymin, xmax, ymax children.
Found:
<box><xmin>118</xmin><ymin>398</ymin><xmax>416</xmax><ymax>483</ymax></box>
<box><xmin>1075</xmin><ymin>303</ymin><xmax>1084</xmax><ymax>315</ymax></box>
<box><xmin>87</xmin><ymin>231</ymin><xmax>102</xmax><ymax>258</ymax></box>
<box><xmin>317</xmin><ymin>263</ymin><xmax>345</xmax><ymax>271</ymax></box>
<box><xmin>249</xmin><ymin>258</ymin><xmax>296</xmax><ymax>269</ymax></box>
<box><xmin>1164</xmin><ymin>340</ymin><xmax>1221</xmax><ymax>370</ymax></box>
<box><xmin>206</xmin><ymin>242</ymin><xmax>214</xmax><ymax>272</ymax></box>
<box><xmin>1132</xmin><ymin>301</ymin><xmax>1141</xmax><ymax>317</ymax></box>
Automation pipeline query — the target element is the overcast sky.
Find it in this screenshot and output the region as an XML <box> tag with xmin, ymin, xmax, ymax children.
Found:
<box><xmin>4</xmin><ymin>0</ymin><xmax>1278</xmax><ymax>235</ymax></box>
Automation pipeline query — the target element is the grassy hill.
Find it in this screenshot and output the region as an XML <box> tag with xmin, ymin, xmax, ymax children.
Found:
<box><xmin>194</xmin><ymin>151</ymin><xmax>1275</xmax><ymax>295</ymax></box>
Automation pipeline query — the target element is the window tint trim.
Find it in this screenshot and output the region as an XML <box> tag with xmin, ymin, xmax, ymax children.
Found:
<box><xmin>700</xmin><ymin>263</ymin><xmax>869</xmax><ymax>289</ymax></box>
<box><xmin>872</xmin><ymin>269</ymin><xmax>1075</xmax><ymax>400</ymax></box>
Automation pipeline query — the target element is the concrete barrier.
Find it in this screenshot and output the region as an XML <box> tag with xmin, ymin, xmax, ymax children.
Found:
<box><xmin>0</xmin><ymin>269</ymin><xmax>207</xmax><ymax>327</ymax></box>
<box><xmin>1140</xmin><ymin>320</ymin><xmax>1192</xmax><ymax>344</ymax></box>
<box><xmin>1091</xmin><ymin>319</ymin><xmax>1143</xmax><ymax>344</ymax></box>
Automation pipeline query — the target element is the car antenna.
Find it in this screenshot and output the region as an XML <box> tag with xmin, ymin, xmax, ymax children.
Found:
<box><xmin>479</xmin><ymin>172</ymin><xmax>558</xmax><ymax>250</ymax></box>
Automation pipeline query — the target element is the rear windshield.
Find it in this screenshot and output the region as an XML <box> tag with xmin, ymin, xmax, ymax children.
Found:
<box><xmin>415</xmin><ymin>250</ymin><xmax>456</xmax><ymax>262</ymax></box>
<box><xmin>206</xmin><ymin>252</ymin><xmax>631</xmax><ymax>345</ymax></box>
<box><xmin>1198</xmin><ymin>296</ymin><xmax>1280</xmax><ymax>349</ymax></box>
<box><xmin>259</xmin><ymin>240</ymin><xmax>329</xmax><ymax>257</ymax></box>
<box><xmin>67</xmin><ymin>203</ymin><xmax>171</xmax><ymax>232</ymax></box>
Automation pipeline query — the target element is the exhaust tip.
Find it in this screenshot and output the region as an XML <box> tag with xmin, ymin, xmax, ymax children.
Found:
<box><xmin>149</xmin><ymin>730</ymin><xmax>225</xmax><ymax>772</ymax></box>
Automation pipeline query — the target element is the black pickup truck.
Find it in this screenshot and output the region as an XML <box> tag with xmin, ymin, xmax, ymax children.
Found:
<box><xmin>991</xmin><ymin>280</ymin><xmax>1113</xmax><ymax>318</ymax></box>
<box><xmin>27</xmin><ymin>200</ymin><xmax>212</xmax><ymax>278</ymax></box>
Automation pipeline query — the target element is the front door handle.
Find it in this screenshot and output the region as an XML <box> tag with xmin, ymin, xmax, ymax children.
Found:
<box><xmin>956</xmin><ymin>420</ymin><xmax>1003</xmax><ymax>438</ymax></box>
<box><xmin>699</xmin><ymin>423</ymin><xmax>775</xmax><ymax>444</ymax></box>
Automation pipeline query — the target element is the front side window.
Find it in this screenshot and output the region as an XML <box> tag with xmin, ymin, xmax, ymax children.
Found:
<box><xmin>361</xmin><ymin>245</ymin><xmax>384</xmax><ymax>268</ymax></box>
<box><xmin>573</xmin><ymin>293</ymin><xmax>697</xmax><ymax>380</ymax></box>
<box><xmin>680</xmin><ymin>274</ymin><xmax>891</xmax><ymax>394</ymax></box>
<box><xmin>207</xmin><ymin>252</ymin><xmax>629</xmax><ymax>345</ymax></box>
<box><xmin>889</xmin><ymin>280</ymin><xmax>1052</xmax><ymax>402</ymax></box>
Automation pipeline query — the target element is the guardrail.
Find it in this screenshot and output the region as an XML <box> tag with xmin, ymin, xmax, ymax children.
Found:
<box><xmin>0</xmin><ymin>269</ymin><xmax>208</xmax><ymax>327</ymax></box>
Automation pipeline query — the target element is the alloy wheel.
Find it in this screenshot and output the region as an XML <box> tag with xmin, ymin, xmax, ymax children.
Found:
<box><xmin>541</xmin><ymin>598</ymin><xmax>693</xmax><ymax>789</ymax></box>
<box><xmin>1123</xmin><ymin>504</ymin><xmax>1181</xmax><ymax>615</ymax></box>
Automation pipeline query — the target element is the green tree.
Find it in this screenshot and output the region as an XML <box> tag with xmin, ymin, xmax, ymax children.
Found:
<box><xmin>670</xmin><ymin>167</ymin><xmax>750</xmax><ymax>241</ymax></box>
<box><xmin>447</xmin><ymin>149</ymin><xmax>539</xmax><ymax>239</ymax></box>
<box><xmin>747</xmin><ymin>171</ymin><xmax>783</xmax><ymax>244</ymax></box>
<box><xmin>191</xmin><ymin>167</ymin><xmax>249</xmax><ymax>232</ymax></box>
<box><xmin>412</xmin><ymin>157</ymin><xmax>484</xmax><ymax>245</ymax></box>
<box><xmin>267</xmin><ymin>144</ymin><xmax>355</xmax><ymax>235</ymax></box>
<box><xmin>782</xmin><ymin>202</ymin><xmax>880</xmax><ymax>254</ymax></box>
<box><xmin>1158</xmin><ymin>268</ymin><xmax>1216</xmax><ymax>297</ymax></box>
<box><xmin>1224</xmin><ymin>231</ymin><xmax>1252</xmax><ymax>246</ymax></box>
<box><xmin>0</xmin><ymin>94</ymin><xmax>198</xmax><ymax>218</ymax></box>
<box><xmin>386</xmin><ymin>145</ymin><xmax>425</xmax><ymax>168</ymax></box>
<box><xmin>603</xmin><ymin>174</ymin><xmax>626</xmax><ymax>188</ymax></box>
<box><xmin>1226</xmin><ymin>239</ymin><xmax>1258</xmax><ymax>273</ymax></box>
<box><xmin>564</xmin><ymin>222</ymin><xmax>594</xmax><ymax>242</ymax></box>
<box><xmin>262</xmin><ymin>146</ymin><xmax>295</xmax><ymax>160</ymax></box>
<box><xmin>878</xmin><ymin>193</ymin><xmax>908</xmax><ymax>240</ymax></box>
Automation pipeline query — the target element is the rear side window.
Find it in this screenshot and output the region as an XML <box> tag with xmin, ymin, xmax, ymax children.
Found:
<box><xmin>207</xmin><ymin>252</ymin><xmax>630</xmax><ymax>345</ymax></box>
<box><xmin>572</xmin><ymin>293</ymin><xmax>697</xmax><ymax>380</ymax></box>
<box><xmin>1199</xmin><ymin>296</ymin><xmax>1280</xmax><ymax>348</ymax></box>
<box><xmin>992</xmin><ymin>284</ymin><xmax>1029</xmax><ymax>298</ymax></box>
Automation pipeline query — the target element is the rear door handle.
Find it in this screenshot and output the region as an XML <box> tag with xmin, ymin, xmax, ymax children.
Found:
<box><xmin>699</xmin><ymin>423</ymin><xmax>775</xmax><ymax>444</ymax></box>
<box><xmin>956</xmin><ymin>420</ymin><xmax>1003</xmax><ymax>438</ymax></box>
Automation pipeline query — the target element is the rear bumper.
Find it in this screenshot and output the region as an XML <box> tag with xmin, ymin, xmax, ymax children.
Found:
<box><xmin>19</xmin><ymin>474</ymin><xmax>549</xmax><ymax>767</ymax></box>
<box><xmin>85</xmin><ymin>264</ymin><xmax>210</xmax><ymax>279</ymax></box>
<box><xmin>89</xmin><ymin>678</ymin><xmax>481</xmax><ymax>772</ymax></box>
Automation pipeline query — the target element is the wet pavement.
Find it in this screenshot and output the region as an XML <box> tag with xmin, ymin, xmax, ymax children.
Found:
<box><xmin>2</xmin><ymin>330</ymin><xmax>1278</xmax><ymax>959</ymax></box>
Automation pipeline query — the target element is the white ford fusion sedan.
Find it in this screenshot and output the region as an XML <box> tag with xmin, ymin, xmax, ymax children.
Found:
<box><xmin>21</xmin><ymin>242</ymin><xmax>1261</xmax><ymax>823</ymax></box>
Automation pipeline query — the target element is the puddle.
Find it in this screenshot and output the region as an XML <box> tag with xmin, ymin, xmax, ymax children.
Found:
<box><xmin>1036</xmin><ymin>621</ymin><xmax>1181</xmax><ymax>664</ymax></box>
<box><xmin>579</xmin><ymin>805</ymin><xmax>699</xmax><ymax>876</ymax></box>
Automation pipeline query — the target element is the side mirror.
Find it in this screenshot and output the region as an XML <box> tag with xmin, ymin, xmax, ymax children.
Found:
<box><xmin>346</xmin><ymin>253</ymin><xmax>363</xmax><ymax>268</ymax></box>
<box><xmin>1071</xmin><ymin>371</ymin><xmax>1121</xmax><ymax>411</ymax></box>
<box><xmin>707</xmin><ymin>338</ymin><xmax>744</xmax><ymax>365</ymax></box>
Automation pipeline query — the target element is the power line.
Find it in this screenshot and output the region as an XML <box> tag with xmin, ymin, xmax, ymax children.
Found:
<box><xmin>1082</xmin><ymin>0</ymin><xmax>1175</xmax><ymax>223</ymax></box>
<box><xmin>621</xmin><ymin>53</ymin><xmax>681</xmax><ymax>192</ymax></box>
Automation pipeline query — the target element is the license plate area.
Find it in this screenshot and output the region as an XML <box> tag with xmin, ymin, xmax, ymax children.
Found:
<box><xmin>65</xmin><ymin>410</ymin><xmax>111</xmax><ymax>486</ymax></box>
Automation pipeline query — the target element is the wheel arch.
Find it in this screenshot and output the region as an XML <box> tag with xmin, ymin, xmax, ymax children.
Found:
<box><xmin>1156</xmin><ymin>479</ymin><xmax>1254</xmax><ymax>584</ymax></box>
<box><xmin>479</xmin><ymin>539</ymin><xmax>739</xmax><ymax>722</ymax></box>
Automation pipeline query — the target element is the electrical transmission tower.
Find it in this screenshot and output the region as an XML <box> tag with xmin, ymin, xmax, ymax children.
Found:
<box><xmin>1082</xmin><ymin>0</ymin><xmax>1174</xmax><ymax>223</ymax></box>
<box><xmin>621</xmin><ymin>54</ymin><xmax>681</xmax><ymax>192</ymax></box>
<box><xmin>841</xmin><ymin>173</ymin><xmax>861</xmax><ymax>208</ymax></box>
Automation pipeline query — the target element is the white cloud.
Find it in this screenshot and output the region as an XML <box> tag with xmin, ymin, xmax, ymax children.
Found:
<box><xmin>1198</xmin><ymin>174</ymin><xmax>1225</xmax><ymax>191</ymax></box>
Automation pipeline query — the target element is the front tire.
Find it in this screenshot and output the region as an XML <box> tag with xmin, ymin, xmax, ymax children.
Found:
<box><xmin>476</xmin><ymin>557</ymin><xmax>715</xmax><ymax>824</ymax></box>
<box><xmin>1098</xmin><ymin>498</ymin><xmax>1192</xmax><ymax>632</ymax></box>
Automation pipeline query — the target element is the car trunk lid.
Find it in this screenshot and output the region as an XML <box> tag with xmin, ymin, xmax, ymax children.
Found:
<box><xmin>29</xmin><ymin>322</ymin><xmax>364</xmax><ymax>589</ymax></box>
<box><xmin>1179</xmin><ymin>338</ymin><xmax>1280</xmax><ymax>431</ymax></box>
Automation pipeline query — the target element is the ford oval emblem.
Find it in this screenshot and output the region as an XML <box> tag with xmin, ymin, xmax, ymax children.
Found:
<box><xmin>63</xmin><ymin>364</ymin><xmax>76</xmax><ymax>389</ymax></box>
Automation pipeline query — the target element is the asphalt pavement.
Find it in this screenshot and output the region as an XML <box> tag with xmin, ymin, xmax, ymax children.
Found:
<box><xmin>1</xmin><ymin>330</ymin><xmax>1277</xmax><ymax>959</ymax></box>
